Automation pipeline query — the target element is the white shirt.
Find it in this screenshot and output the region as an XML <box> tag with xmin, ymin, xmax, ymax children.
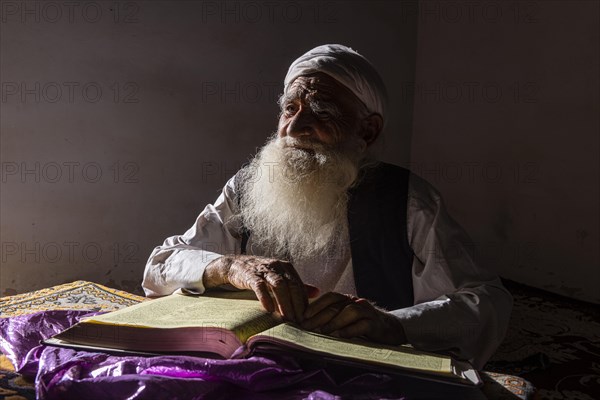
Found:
<box><xmin>142</xmin><ymin>172</ymin><xmax>512</xmax><ymax>369</ymax></box>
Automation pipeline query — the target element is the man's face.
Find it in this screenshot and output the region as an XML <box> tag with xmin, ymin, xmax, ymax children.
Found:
<box><xmin>277</xmin><ymin>73</ymin><xmax>367</xmax><ymax>148</ymax></box>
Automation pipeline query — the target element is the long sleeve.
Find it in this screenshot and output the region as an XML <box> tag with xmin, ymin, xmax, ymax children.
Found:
<box><xmin>142</xmin><ymin>177</ymin><xmax>241</xmax><ymax>297</ymax></box>
<box><xmin>390</xmin><ymin>173</ymin><xmax>513</xmax><ymax>369</ymax></box>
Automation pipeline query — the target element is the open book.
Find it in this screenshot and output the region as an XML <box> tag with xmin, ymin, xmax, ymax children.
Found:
<box><xmin>46</xmin><ymin>291</ymin><xmax>481</xmax><ymax>387</ymax></box>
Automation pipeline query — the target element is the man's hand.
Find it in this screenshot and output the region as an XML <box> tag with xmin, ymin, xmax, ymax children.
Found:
<box><xmin>301</xmin><ymin>292</ymin><xmax>407</xmax><ymax>345</ymax></box>
<box><xmin>203</xmin><ymin>255</ymin><xmax>319</xmax><ymax>323</ymax></box>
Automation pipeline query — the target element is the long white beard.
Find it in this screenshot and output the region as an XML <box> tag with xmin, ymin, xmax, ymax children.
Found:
<box><xmin>237</xmin><ymin>134</ymin><xmax>365</xmax><ymax>262</ymax></box>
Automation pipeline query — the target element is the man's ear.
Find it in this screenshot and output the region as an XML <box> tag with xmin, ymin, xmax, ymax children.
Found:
<box><xmin>360</xmin><ymin>113</ymin><xmax>383</xmax><ymax>147</ymax></box>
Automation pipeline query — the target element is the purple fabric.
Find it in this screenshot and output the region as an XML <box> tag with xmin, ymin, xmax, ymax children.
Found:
<box><xmin>0</xmin><ymin>310</ymin><xmax>97</xmax><ymax>376</ymax></box>
<box><xmin>0</xmin><ymin>310</ymin><xmax>410</xmax><ymax>399</ymax></box>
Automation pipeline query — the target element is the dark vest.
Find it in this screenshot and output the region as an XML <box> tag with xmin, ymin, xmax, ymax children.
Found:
<box><xmin>235</xmin><ymin>162</ymin><xmax>414</xmax><ymax>310</ymax></box>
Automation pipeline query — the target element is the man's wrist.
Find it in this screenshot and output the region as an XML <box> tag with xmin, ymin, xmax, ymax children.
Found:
<box><xmin>203</xmin><ymin>255</ymin><xmax>234</xmax><ymax>289</ymax></box>
<box><xmin>390</xmin><ymin>314</ymin><xmax>408</xmax><ymax>344</ymax></box>
<box><xmin>380</xmin><ymin>311</ymin><xmax>408</xmax><ymax>345</ymax></box>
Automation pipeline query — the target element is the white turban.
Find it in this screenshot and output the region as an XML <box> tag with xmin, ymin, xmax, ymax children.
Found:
<box><xmin>284</xmin><ymin>44</ymin><xmax>388</xmax><ymax>123</ymax></box>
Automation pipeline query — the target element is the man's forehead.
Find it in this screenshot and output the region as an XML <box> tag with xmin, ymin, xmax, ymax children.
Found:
<box><xmin>285</xmin><ymin>74</ymin><xmax>349</xmax><ymax>101</ymax></box>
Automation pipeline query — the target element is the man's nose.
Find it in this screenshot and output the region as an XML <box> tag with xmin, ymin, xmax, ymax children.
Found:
<box><xmin>286</xmin><ymin>108</ymin><xmax>317</xmax><ymax>138</ymax></box>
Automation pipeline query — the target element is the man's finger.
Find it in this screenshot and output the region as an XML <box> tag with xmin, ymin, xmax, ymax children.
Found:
<box><xmin>302</xmin><ymin>295</ymin><xmax>352</xmax><ymax>330</ymax></box>
<box><xmin>320</xmin><ymin>303</ymin><xmax>369</xmax><ymax>334</ymax></box>
<box><xmin>287</xmin><ymin>277</ymin><xmax>308</xmax><ymax>323</ymax></box>
<box><xmin>278</xmin><ymin>263</ymin><xmax>309</xmax><ymax>322</ymax></box>
<box><xmin>264</xmin><ymin>270</ymin><xmax>296</xmax><ymax>321</ymax></box>
<box><xmin>249</xmin><ymin>278</ymin><xmax>275</xmax><ymax>313</ymax></box>
<box><xmin>303</xmin><ymin>292</ymin><xmax>350</xmax><ymax>319</ymax></box>
<box><xmin>332</xmin><ymin>318</ymin><xmax>371</xmax><ymax>338</ymax></box>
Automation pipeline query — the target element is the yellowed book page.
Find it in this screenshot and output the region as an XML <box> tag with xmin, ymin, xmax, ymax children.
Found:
<box><xmin>83</xmin><ymin>293</ymin><xmax>280</xmax><ymax>343</ymax></box>
<box><xmin>252</xmin><ymin>324</ymin><xmax>452</xmax><ymax>374</ymax></box>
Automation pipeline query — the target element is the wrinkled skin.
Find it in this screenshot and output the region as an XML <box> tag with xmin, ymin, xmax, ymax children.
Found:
<box><xmin>204</xmin><ymin>254</ymin><xmax>319</xmax><ymax>323</ymax></box>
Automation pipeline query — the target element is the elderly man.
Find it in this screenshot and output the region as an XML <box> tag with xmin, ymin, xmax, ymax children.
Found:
<box><xmin>142</xmin><ymin>44</ymin><xmax>512</xmax><ymax>370</ymax></box>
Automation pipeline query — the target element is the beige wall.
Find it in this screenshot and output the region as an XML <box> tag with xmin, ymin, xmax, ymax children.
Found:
<box><xmin>410</xmin><ymin>1</ymin><xmax>599</xmax><ymax>303</ymax></box>
<box><xmin>0</xmin><ymin>1</ymin><xmax>418</xmax><ymax>295</ymax></box>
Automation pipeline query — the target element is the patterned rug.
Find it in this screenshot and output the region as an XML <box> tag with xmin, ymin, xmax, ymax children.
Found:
<box><xmin>0</xmin><ymin>280</ymin><xmax>146</xmax><ymax>318</ymax></box>
<box><xmin>0</xmin><ymin>280</ymin><xmax>146</xmax><ymax>400</ymax></box>
<box><xmin>485</xmin><ymin>280</ymin><xmax>600</xmax><ymax>400</ymax></box>
<box><xmin>0</xmin><ymin>369</ymin><xmax>34</xmax><ymax>400</ymax></box>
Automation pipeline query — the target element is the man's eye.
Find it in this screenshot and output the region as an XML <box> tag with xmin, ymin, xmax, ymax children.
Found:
<box><xmin>315</xmin><ymin>111</ymin><xmax>332</xmax><ymax>120</ymax></box>
<box><xmin>284</xmin><ymin>105</ymin><xmax>297</xmax><ymax>116</ymax></box>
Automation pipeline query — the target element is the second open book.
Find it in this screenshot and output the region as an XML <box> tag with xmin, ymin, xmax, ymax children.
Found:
<box><xmin>47</xmin><ymin>290</ymin><xmax>481</xmax><ymax>386</ymax></box>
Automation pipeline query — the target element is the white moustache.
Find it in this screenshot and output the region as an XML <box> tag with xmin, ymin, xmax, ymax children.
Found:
<box><xmin>277</xmin><ymin>136</ymin><xmax>329</xmax><ymax>152</ymax></box>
